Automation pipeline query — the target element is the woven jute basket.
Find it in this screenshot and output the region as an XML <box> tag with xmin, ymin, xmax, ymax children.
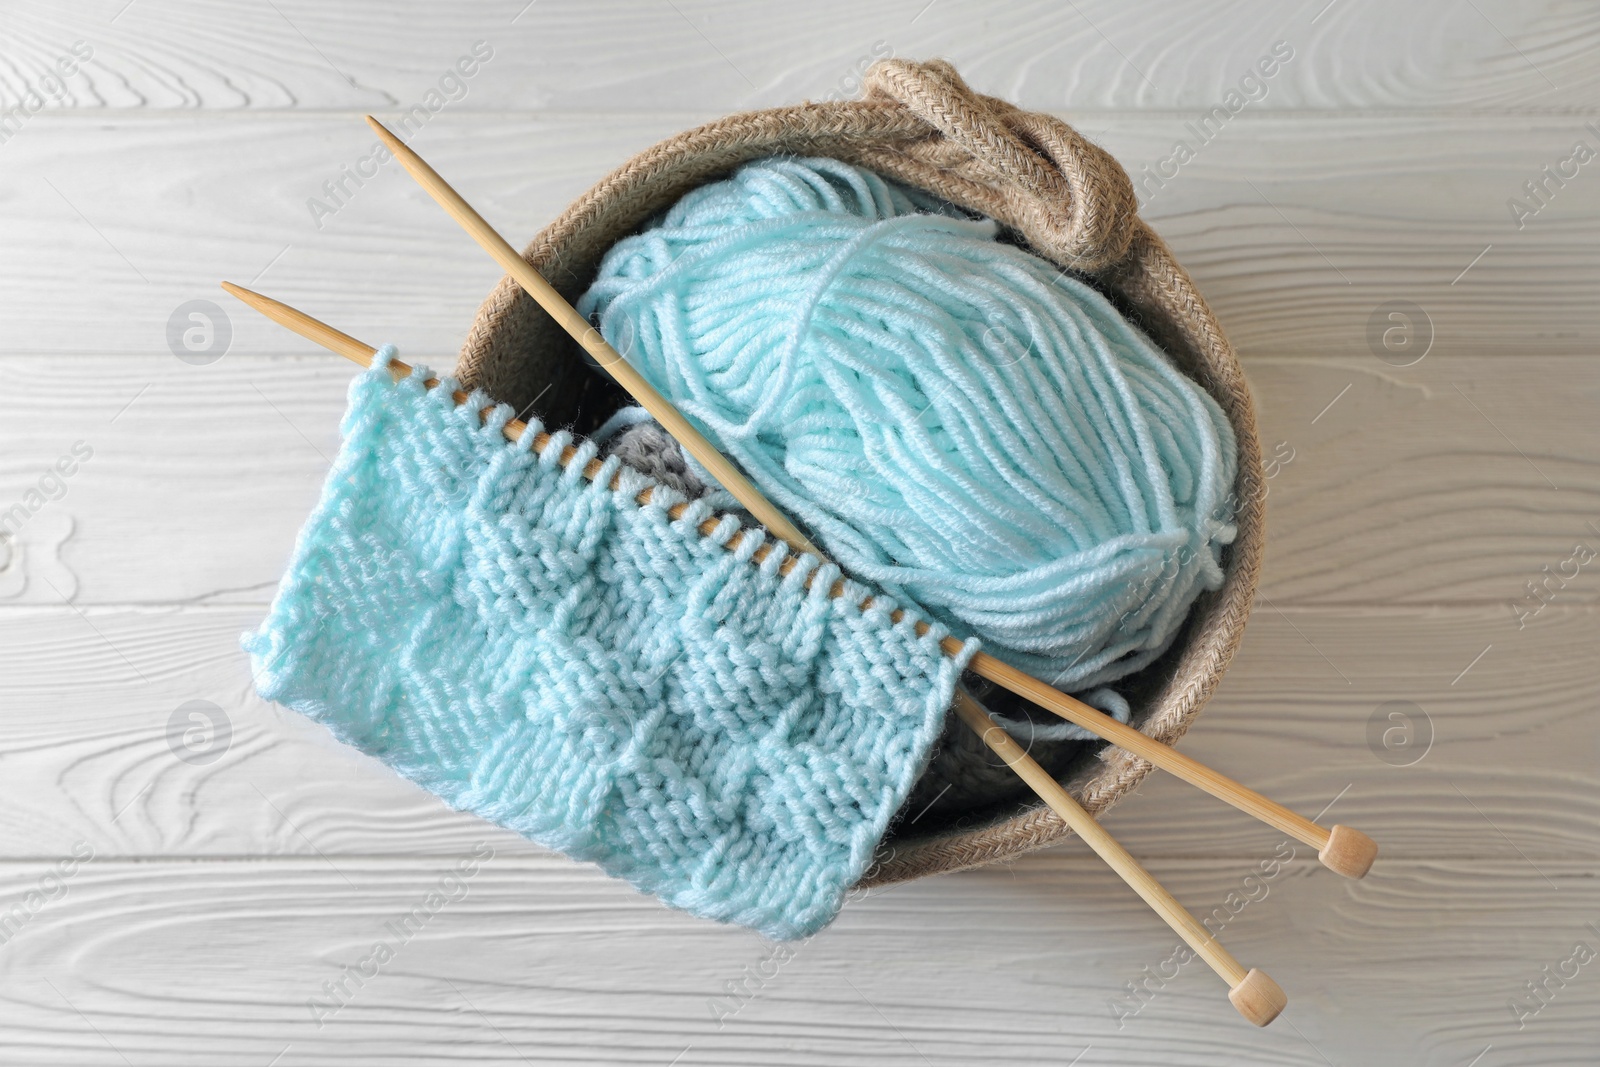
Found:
<box><xmin>453</xmin><ymin>58</ymin><xmax>1264</xmax><ymax>888</ymax></box>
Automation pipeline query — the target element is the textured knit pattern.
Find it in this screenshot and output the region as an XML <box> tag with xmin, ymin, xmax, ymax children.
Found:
<box><xmin>243</xmin><ymin>350</ymin><xmax>971</xmax><ymax>940</ymax></box>
<box><xmin>601</xmin><ymin>408</ymin><xmax>1134</xmax><ymax>733</ymax></box>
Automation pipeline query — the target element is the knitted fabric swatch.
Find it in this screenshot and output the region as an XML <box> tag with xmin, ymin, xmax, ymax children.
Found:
<box><xmin>243</xmin><ymin>351</ymin><xmax>971</xmax><ymax>940</ymax></box>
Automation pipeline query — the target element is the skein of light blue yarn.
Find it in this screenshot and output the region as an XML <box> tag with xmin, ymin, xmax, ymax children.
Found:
<box><xmin>577</xmin><ymin>156</ymin><xmax>1238</xmax><ymax>691</ymax></box>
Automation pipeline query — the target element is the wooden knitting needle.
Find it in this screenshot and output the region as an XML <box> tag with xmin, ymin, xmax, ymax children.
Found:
<box><xmin>220</xmin><ymin>284</ymin><xmax>1286</xmax><ymax>1028</ymax></box>
<box><xmin>287</xmin><ymin>125</ymin><xmax>1379</xmax><ymax>880</ymax></box>
<box><xmin>225</xmin><ymin>283</ymin><xmax>581</xmax><ymax>456</ymax></box>
<box><xmin>953</xmin><ymin>690</ymin><xmax>1285</xmax><ymax>1026</ymax></box>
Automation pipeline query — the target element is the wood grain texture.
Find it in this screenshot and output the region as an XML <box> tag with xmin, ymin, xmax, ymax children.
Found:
<box><xmin>2</xmin><ymin>4</ymin><xmax>1598</xmax><ymax>1062</ymax></box>
<box><xmin>0</xmin><ymin>857</ymin><xmax>1594</xmax><ymax>1066</ymax></box>
<box><xmin>2</xmin><ymin>113</ymin><xmax>1598</xmax><ymax>361</ymax></box>
<box><xmin>2</xmin><ymin>0</ymin><xmax>1597</xmax><ymax>113</ymax></box>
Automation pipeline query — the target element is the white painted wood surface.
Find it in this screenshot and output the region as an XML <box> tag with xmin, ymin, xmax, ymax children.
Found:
<box><xmin>1</xmin><ymin>1</ymin><xmax>1597</xmax><ymax>1063</ymax></box>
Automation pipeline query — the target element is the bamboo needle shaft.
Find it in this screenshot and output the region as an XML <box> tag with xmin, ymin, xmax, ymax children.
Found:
<box><xmin>362</xmin><ymin>116</ymin><xmax>821</xmax><ymax>559</ymax></box>
<box><xmin>960</xmin><ymin>648</ymin><xmax>1374</xmax><ymax>877</ymax></box>
<box><xmin>952</xmin><ymin>691</ymin><xmax>1285</xmax><ymax>1026</ymax></box>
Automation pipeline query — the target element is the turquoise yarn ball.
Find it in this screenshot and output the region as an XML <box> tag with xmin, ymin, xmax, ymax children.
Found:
<box><xmin>577</xmin><ymin>157</ymin><xmax>1238</xmax><ymax>690</ymax></box>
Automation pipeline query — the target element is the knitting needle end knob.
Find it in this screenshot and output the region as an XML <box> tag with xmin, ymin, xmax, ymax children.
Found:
<box><xmin>1318</xmin><ymin>824</ymin><xmax>1378</xmax><ymax>879</ymax></box>
<box><xmin>1228</xmin><ymin>968</ymin><xmax>1287</xmax><ymax>1027</ymax></box>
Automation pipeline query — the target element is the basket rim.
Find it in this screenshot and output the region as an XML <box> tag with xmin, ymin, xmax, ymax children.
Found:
<box><xmin>452</xmin><ymin>62</ymin><xmax>1265</xmax><ymax>888</ymax></box>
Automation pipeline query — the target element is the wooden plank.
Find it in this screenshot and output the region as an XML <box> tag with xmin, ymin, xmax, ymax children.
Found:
<box><xmin>2</xmin><ymin>113</ymin><xmax>1597</xmax><ymax>362</ymax></box>
<box><xmin>0</xmin><ymin>114</ymin><xmax>691</xmax><ymax>360</ymax></box>
<box><xmin>3</xmin><ymin>0</ymin><xmax>1597</xmax><ymax>113</ymax></box>
<box><xmin>1244</xmin><ymin>355</ymin><xmax>1600</xmax><ymax>606</ymax></box>
<box><xmin>0</xmin><ymin>350</ymin><xmax>1591</xmax><ymax>607</ymax></box>
<box><xmin>0</xmin><ymin>603</ymin><xmax>1592</xmax><ymax>864</ymax></box>
<box><xmin>0</xmin><ymin>854</ymin><xmax>1588</xmax><ymax>1065</ymax></box>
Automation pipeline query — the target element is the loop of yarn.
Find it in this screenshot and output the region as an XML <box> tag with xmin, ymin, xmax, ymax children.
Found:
<box><xmin>577</xmin><ymin>156</ymin><xmax>1238</xmax><ymax>690</ymax></box>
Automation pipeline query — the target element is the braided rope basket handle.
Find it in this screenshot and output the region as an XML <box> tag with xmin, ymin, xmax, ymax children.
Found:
<box><xmin>859</xmin><ymin>58</ymin><xmax>1139</xmax><ymax>272</ymax></box>
<box><xmin>452</xmin><ymin>57</ymin><xmax>1265</xmax><ymax>885</ymax></box>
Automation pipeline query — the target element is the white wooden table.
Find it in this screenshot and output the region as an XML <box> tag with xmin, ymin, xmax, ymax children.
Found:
<box><xmin>1</xmin><ymin>2</ymin><xmax>1596</xmax><ymax>1063</ymax></box>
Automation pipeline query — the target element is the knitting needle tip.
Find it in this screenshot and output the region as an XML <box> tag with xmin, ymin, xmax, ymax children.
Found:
<box><xmin>220</xmin><ymin>281</ymin><xmax>377</xmax><ymax>367</ymax></box>
<box><xmin>366</xmin><ymin>116</ymin><xmax>416</xmax><ymax>171</ymax></box>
